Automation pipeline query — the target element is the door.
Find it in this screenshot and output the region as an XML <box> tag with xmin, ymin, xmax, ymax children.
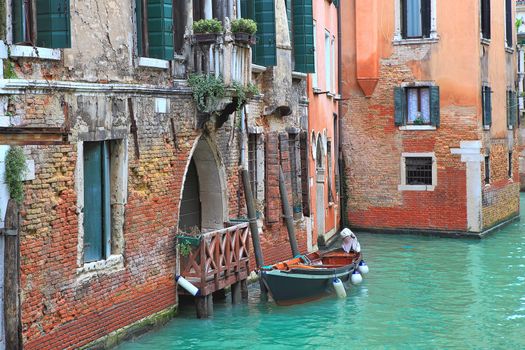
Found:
<box><xmin>179</xmin><ymin>159</ymin><xmax>201</xmax><ymax>233</ymax></box>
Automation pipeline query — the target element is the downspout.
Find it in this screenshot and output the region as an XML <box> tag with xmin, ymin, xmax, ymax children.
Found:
<box><xmin>336</xmin><ymin>1</ymin><xmax>347</xmax><ymax>228</ymax></box>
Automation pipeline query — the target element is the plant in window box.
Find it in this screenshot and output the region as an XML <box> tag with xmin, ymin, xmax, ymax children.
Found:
<box><xmin>412</xmin><ymin>117</ymin><xmax>425</xmax><ymax>125</ymax></box>
<box><xmin>231</xmin><ymin>18</ymin><xmax>257</xmax><ymax>45</ymax></box>
<box><xmin>193</xmin><ymin>19</ymin><xmax>224</xmax><ymax>44</ymax></box>
<box><xmin>176</xmin><ymin>226</ymin><xmax>202</xmax><ymax>257</ymax></box>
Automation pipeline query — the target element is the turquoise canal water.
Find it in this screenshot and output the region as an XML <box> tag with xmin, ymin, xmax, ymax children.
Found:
<box><xmin>118</xmin><ymin>197</ymin><xmax>525</xmax><ymax>349</ymax></box>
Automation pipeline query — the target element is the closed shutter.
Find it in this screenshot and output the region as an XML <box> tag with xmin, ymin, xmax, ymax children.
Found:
<box><xmin>430</xmin><ymin>86</ymin><xmax>440</xmax><ymax>127</ymax></box>
<box><xmin>102</xmin><ymin>141</ymin><xmax>111</xmax><ymax>259</ymax></box>
<box><xmin>83</xmin><ymin>142</ymin><xmax>104</xmax><ymax>263</ymax></box>
<box><xmin>136</xmin><ymin>0</ymin><xmax>144</xmax><ymax>56</ymax></box>
<box><xmin>254</xmin><ymin>0</ymin><xmax>277</xmax><ymax>66</ymax></box>
<box><xmin>148</xmin><ymin>0</ymin><xmax>174</xmax><ymax>60</ymax></box>
<box><xmin>505</xmin><ymin>0</ymin><xmax>512</xmax><ymax>47</ymax></box>
<box><xmin>421</xmin><ymin>0</ymin><xmax>431</xmax><ymax>38</ymax></box>
<box><xmin>12</xmin><ymin>0</ymin><xmax>25</xmax><ymax>44</ymax></box>
<box><xmin>483</xmin><ymin>86</ymin><xmax>492</xmax><ymax>127</ymax></box>
<box><xmin>333</xmin><ymin>0</ymin><xmax>339</xmax><ymax>7</ymax></box>
<box><xmin>511</xmin><ymin>91</ymin><xmax>518</xmax><ymax>127</ymax></box>
<box><xmin>394</xmin><ymin>87</ymin><xmax>405</xmax><ymax>126</ymax></box>
<box><xmin>293</xmin><ymin>0</ymin><xmax>315</xmax><ymax>73</ymax></box>
<box><xmin>401</xmin><ymin>0</ymin><xmax>407</xmax><ymax>38</ymax></box>
<box><xmin>36</xmin><ymin>0</ymin><xmax>71</xmax><ymax>48</ymax></box>
<box><xmin>481</xmin><ymin>0</ymin><xmax>491</xmax><ymax>39</ymax></box>
<box><xmin>507</xmin><ymin>90</ymin><xmax>511</xmax><ymax>128</ymax></box>
<box><xmin>300</xmin><ymin>131</ymin><xmax>310</xmax><ymax>217</ymax></box>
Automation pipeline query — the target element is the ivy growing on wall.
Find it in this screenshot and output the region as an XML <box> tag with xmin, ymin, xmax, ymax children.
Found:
<box><xmin>4</xmin><ymin>146</ymin><xmax>27</xmax><ymax>204</ymax></box>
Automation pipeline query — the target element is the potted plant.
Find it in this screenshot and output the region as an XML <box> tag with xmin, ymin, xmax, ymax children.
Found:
<box><xmin>231</xmin><ymin>18</ymin><xmax>257</xmax><ymax>45</ymax></box>
<box><xmin>193</xmin><ymin>18</ymin><xmax>223</xmax><ymax>44</ymax></box>
<box><xmin>176</xmin><ymin>226</ymin><xmax>202</xmax><ymax>257</ymax></box>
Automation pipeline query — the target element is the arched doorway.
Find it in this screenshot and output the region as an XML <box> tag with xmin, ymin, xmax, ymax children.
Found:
<box><xmin>179</xmin><ymin>137</ymin><xmax>227</xmax><ymax>233</ymax></box>
<box><xmin>315</xmin><ymin>136</ymin><xmax>325</xmax><ymax>242</ymax></box>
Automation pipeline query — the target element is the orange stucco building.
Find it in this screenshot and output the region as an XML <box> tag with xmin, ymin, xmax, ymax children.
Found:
<box><xmin>340</xmin><ymin>0</ymin><xmax>519</xmax><ymax>235</ymax></box>
<box><xmin>307</xmin><ymin>0</ymin><xmax>340</xmax><ymax>246</ymax></box>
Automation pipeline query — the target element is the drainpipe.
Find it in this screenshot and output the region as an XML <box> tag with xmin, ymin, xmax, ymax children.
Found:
<box><xmin>336</xmin><ymin>1</ymin><xmax>346</xmax><ymax>229</ymax></box>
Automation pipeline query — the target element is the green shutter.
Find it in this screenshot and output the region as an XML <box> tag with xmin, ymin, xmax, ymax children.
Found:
<box><xmin>136</xmin><ymin>0</ymin><xmax>144</xmax><ymax>56</ymax></box>
<box><xmin>254</xmin><ymin>0</ymin><xmax>277</xmax><ymax>66</ymax></box>
<box><xmin>148</xmin><ymin>0</ymin><xmax>174</xmax><ymax>60</ymax></box>
<box><xmin>394</xmin><ymin>87</ymin><xmax>405</xmax><ymax>126</ymax></box>
<box><xmin>36</xmin><ymin>0</ymin><xmax>71</xmax><ymax>48</ymax></box>
<box><xmin>293</xmin><ymin>0</ymin><xmax>315</xmax><ymax>73</ymax></box>
<box><xmin>430</xmin><ymin>86</ymin><xmax>440</xmax><ymax>127</ymax></box>
<box><xmin>486</xmin><ymin>87</ymin><xmax>492</xmax><ymax>127</ymax></box>
<box><xmin>511</xmin><ymin>91</ymin><xmax>518</xmax><ymax>127</ymax></box>
<box><xmin>507</xmin><ymin>91</ymin><xmax>511</xmax><ymax>128</ymax></box>
<box><xmin>333</xmin><ymin>0</ymin><xmax>339</xmax><ymax>7</ymax></box>
<box><xmin>12</xmin><ymin>0</ymin><xmax>24</xmax><ymax>44</ymax></box>
<box><xmin>83</xmin><ymin>142</ymin><xmax>104</xmax><ymax>263</ymax></box>
<box><xmin>102</xmin><ymin>141</ymin><xmax>111</xmax><ymax>259</ymax></box>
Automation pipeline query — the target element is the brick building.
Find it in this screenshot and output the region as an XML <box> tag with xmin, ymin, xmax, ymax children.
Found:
<box><xmin>340</xmin><ymin>0</ymin><xmax>520</xmax><ymax>235</ymax></box>
<box><xmin>0</xmin><ymin>0</ymin><xmax>316</xmax><ymax>348</ymax></box>
<box><xmin>517</xmin><ymin>0</ymin><xmax>525</xmax><ymax>190</ymax></box>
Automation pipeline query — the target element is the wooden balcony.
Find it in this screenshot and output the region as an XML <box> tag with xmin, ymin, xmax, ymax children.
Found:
<box><xmin>179</xmin><ymin>222</ymin><xmax>251</xmax><ymax>297</ymax></box>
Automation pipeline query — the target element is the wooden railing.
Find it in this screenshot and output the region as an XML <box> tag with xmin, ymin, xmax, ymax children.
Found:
<box><xmin>179</xmin><ymin>222</ymin><xmax>251</xmax><ymax>296</ymax></box>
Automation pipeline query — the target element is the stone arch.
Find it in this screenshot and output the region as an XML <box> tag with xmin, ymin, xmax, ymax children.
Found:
<box><xmin>179</xmin><ymin>135</ymin><xmax>228</xmax><ymax>233</ymax></box>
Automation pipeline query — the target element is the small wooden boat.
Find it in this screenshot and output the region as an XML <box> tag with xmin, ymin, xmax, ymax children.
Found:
<box><xmin>259</xmin><ymin>249</ymin><xmax>362</xmax><ymax>305</ymax></box>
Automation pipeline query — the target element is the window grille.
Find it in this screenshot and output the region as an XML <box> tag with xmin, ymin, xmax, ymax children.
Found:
<box><xmin>405</xmin><ymin>157</ymin><xmax>432</xmax><ymax>185</ymax></box>
<box><xmin>248</xmin><ymin>134</ymin><xmax>258</xmax><ymax>200</ymax></box>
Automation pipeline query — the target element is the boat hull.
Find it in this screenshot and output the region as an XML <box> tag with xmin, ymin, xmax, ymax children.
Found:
<box><xmin>260</xmin><ymin>263</ymin><xmax>356</xmax><ymax>305</ymax></box>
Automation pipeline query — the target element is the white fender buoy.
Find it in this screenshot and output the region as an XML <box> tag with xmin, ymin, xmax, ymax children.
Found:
<box><xmin>333</xmin><ymin>277</ymin><xmax>347</xmax><ymax>298</ymax></box>
<box><xmin>358</xmin><ymin>260</ymin><xmax>369</xmax><ymax>275</ymax></box>
<box><xmin>351</xmin><ymin>270</ymin><xmax>363</xmax><ymax>285</ymax></box>
<box><xmin>176</xmin><ymin>275</ymin><xmax>201</xmax><ymax>296</ymax></box>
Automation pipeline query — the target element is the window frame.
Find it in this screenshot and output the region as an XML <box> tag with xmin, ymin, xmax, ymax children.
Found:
<box><xmin>394</xmin><ymin>0</ymin><xmax>437</xmax><ymax>42</ymax></box>
<box><xmin>247</xmin><ymin>129</ymin><xmax>265</xmax><ymax>210</ymax></box>
<box><xmin>505</xmin><ymin>0</ymin><xmax>512</xmax><ymax>48</ymax></box>
<box><xmin>395</xmin><ymin>82</ymin><xmax>440</xmax><ymax>129</ymax></box>
<box><xmin>482</xmin><ymin>85</ymin><xmax>492</xmax><ymax>129</ymax></box>
<box><xmin>405</xmin><ymin>86</ymin><xmax>431</xmax><ymax>125</ymax></box>
<box><xmin>484</xmin><ymin>154</ymin><xmax>490</xmax><ymax>185</ymax></box>
<box><xmin>312</xmin><ymin>20</ymin><xmax>318</xmax><ymax>89</ymax></box>
<box><xmin>324</xmin><ymin>30</ymin><xmax>331</xmax><ymax>93</ymax></box>
<box><xmin>480</xmin><ymin>0</ymin><xmax>491</xmax><ymax>41</ymax></box>
<box><xmin>508</xmin><ymin>152</ymin><xmax>513</xmax><ymax>179</ymax></box>
<box><xmin>398</xmin><ymin>152</ymin><xmax>437</xmax><ymax>191</ymax></box>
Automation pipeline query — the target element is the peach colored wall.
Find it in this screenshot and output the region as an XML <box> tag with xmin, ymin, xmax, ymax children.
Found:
<box><xmin>307</xmin><ymin>0</ymin><xmax>339</xmax><ymax>242</ymax></box>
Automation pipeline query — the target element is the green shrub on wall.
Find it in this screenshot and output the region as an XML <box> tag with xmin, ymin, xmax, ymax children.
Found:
<box><xmin>4</xmin><ymin>146</ymin><xmax>27</xmax><ymax>204</ymax></box>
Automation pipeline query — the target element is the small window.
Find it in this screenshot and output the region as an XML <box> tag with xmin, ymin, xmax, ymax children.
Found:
<box><xmin>484</xmin><ymin>155</ymin><xmax>490</xmax><ymax>184</ymax></box>
<box><xmin>288</xmin><ymin>133</ymin><xmax>303</xmax><ymax>217</ymax></box>
<box><xmin>508</xmin><ymin>152</ymin><xmax>513</xmax><ymax>179</ymax></box>
<box><xmin>406</xmin><ymin>157</ymin><xmax>433</xmax><ymax>185</ymax></box>
<box><xmin>401</xmin><ymin>0</ymin><xmax>431</xmax><ymax>39</ymax></box>
<box><xmin>394</xmin><ymin>85</ymin><xmax>440</xmax><ymax>127</ymax></box>
<box><xmin>248</xmin><ymin>134</ymin><xmax>259</xmax><ymax>200</ymax></box>
<box><xmin>312</xmin><ymin>21</ymin><xmax>318</xmax><ymax>89</ymax></box>
<box><xmin>406</xmin><ymin>87</ymin><xmax>430</xmax><ymax>125</ymax></box>
<box><xmin>324</xmin><ymin>31</ymin><xmax>331</xmax><ymax>92</ymax></box>
<box><xmin>481</xmin><ymin>0</ymin><xmax>491</xmax><ymax>40</ymax></box>
<box><xmin>482</xmin><ymin>86</ymin><xmax>492</xmax><ymax>127</ymax></box>
<box><xmin>12</xmin><ymin>0</ymin><xmax>71</xmax><ymax>48</ymax></box>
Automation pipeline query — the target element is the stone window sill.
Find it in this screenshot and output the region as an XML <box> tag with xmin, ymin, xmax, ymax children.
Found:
<box><xmin>251</xmin><ymin>64</ymin><xmax>267</xmax><ymax>73</ymax></box>
<box><xmin>138</xmin><ymin>57</ymin><xmax>170</xmax><ymax>70</ymax></box>
<box><xmin>399</xmin><ymin>125</ymin><xmax>436</xmax><ymax>131</ymax></box>
<box><xmin>398</xmin><ymin>184</ymin><xmax>435</xmax><ymax>191</ymax></box>
<box><xmin>483</xmin><ymin>125</ymin><xmax>491</xmax><ymax>131</ymax></box>
<box><xmin>481</xmin><ymin>38</ymin><xmax>491</xmax><ymax>46</ymax></box>
<box><xmin>393</xmin><ymin>38</ymin><xmax>438</xmax><ymax>46</ymax></box>
<box><xmin>10</xmin><ymin>45</ymin><xmax>61</xmax><ymax>60</ymax></box>
<box><xmin>77</xmin><ymin>254</ymin><xmax>124</xmax><ymax>278</ymax></box>
<box><xmin>505</xmin><ymin>46</ymin><xmax>515</xmax><ymax>54</ymax></box>
<box><xmin>292</xmin><ymin>71</ymin><xmax>307</xmax><ymax>80</ymax></box>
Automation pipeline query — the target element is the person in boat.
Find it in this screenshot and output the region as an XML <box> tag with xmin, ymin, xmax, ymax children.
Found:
<box><xmin>340</xmin><ymin>228</ymin><xmax>361</xmax><ymax>254</ymax></box>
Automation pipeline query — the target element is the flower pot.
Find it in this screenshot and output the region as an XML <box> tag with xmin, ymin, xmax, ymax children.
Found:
<box><xmin>193</xmin><ymin>33</ymin><xmax>220</xmax><ymax>45</ymax></box>
<box><xmin>233</xmin><ymin>33</ymin><xmax>256</xmax><ymax>45</ymax></box>
<box><xmin>176</xmin><ymin>235</ymin><xmax>202</xmax><ymax>247</ymax></box>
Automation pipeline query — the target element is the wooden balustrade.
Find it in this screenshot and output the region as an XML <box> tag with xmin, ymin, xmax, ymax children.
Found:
<box><xmin>179</xmin><ymin>222</ymin><xmax>251</xmax><ymax>296</ymax></box>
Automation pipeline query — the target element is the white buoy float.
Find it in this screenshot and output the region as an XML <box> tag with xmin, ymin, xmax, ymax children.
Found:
<box><xmin>358</xmin><ymin>260</ymin><xmax>369</xmax><ymax>275</ymax></box>
<box><xmin>351</xmin><ymin>270</ymin><xmax>363</xmax><ymax>285</ymax></box>
<box><xmin>333</xmin><ymin>277</ymin><xmax>347</xmax><ymax>298</ymax></box>
<box><xmin>176</xmin><ymin>275</ymin><xmax>201</xmax><ymax>296</ymax></box>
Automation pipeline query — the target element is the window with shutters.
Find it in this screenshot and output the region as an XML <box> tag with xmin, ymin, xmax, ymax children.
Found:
<box><xmin>481</xmin><ymin>0</ymin><xmax>491</xmax><ymax>40</ymax></box>
<box><xmin>248</xmin><ymin>132</ymin><xmax>265</xmax><ymax>210</ymax></box>
<box><xmin>11</xmin><ymin>0</ymin><xmax>71</xmax><ymax>48</ymax></box>
<box><xmin>505</xmin><ymin>0</ymin><xmax>512</xmax><ymax>47</ymax></box>
<box><xmin>482</xmin><ymin>85</ymin><xmax>492</xmax><ymax>128</ymax></box>
<box><xmin>507</xmin><ymin>90</ymin><xmax>518</xmax><ymax>129</ymax></box>
<box><xmin>136</xmin><ymin>0</ymin><xmax>175</xmax><ymax>60</ymax></box>
<box><xmin>324</xmin><ymin>31</ymin><xmax>331</xmax><ymax>92</ymax></box>
<box><xmin>399</xmin><ymin>153</ymin><xmax>437</xmax><ymax>191</ymax></box>
<box><xmin>312</xmin><ymin>20</ymin><xmax>318</xmax><ymax>89</ymax></box>
<box><xmin>394</xmin><ymin>85</ymin><xmax>440</xmax><ymax>128</ymax></box>
<box><xmin>79</xmin><ymin>139</ymin><xmax>127</xmax><ymax>267</ymax></box>
<box><xmin>288</xmin><ymin>133</ymin><xmax>302</xmax><ymax>218</ymax></box>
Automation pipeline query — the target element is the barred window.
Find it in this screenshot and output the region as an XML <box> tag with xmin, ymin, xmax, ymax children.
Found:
<box><xmin>405</xmin><ymin>157</ymin><xmax>433</xmax><ymax>185</ymax></box>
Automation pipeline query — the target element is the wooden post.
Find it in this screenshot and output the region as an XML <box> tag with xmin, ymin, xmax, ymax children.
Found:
<box><xmin>241</xmin><ymin>279</ymin><xmax>248</xmax><ymax>300</ymax></box>
<box><xmin>195</xmin><ymin>296</ymin><xmax>208</xmax><ymax>319</ymax></box>
<box><xmin>4</xmin><ymin>199</ymin><xmax>21</xmax><ymax>350</ymax></box>
<box><xmin>231</xmin><ymin>282</ymin><xmax>241</xmax><ymax>305</ymax></box>
<box><xmin>206</xmin><ymin>294</ymin><xmax>213</xmax><ymax>317</ymax></box>
<box><xmin>213</xmin><ymin>289</ymin><xmax>227</xmax><ymax>300</ymax></box>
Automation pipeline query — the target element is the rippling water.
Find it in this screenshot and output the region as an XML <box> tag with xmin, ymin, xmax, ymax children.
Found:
<box><xmin>118</xmin><ymin>196</ymin><xmax>525</xmax><ymax>349</ymax></box>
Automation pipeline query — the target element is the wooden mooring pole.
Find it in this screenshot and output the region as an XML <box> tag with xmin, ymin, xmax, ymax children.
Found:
<box><xmin>3</xmin><ymin>200</ymin><xmax>21</xmax><ymax>350</ymax></box>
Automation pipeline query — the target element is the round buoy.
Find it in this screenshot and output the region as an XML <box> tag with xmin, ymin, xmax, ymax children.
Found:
<box><xmin>333</xmin><ymin>277</ymin><xmax>347</xmax><ymax>298</ymax></box>
<box><xmin>351</xmin><ymin>270</ymin><xmax>363</xmax><ymax>285</ymax></box>
<box><xmin>358</xmin><ymin>260</ymin><xmax>369</xmax><ymax>275</ymax></box>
